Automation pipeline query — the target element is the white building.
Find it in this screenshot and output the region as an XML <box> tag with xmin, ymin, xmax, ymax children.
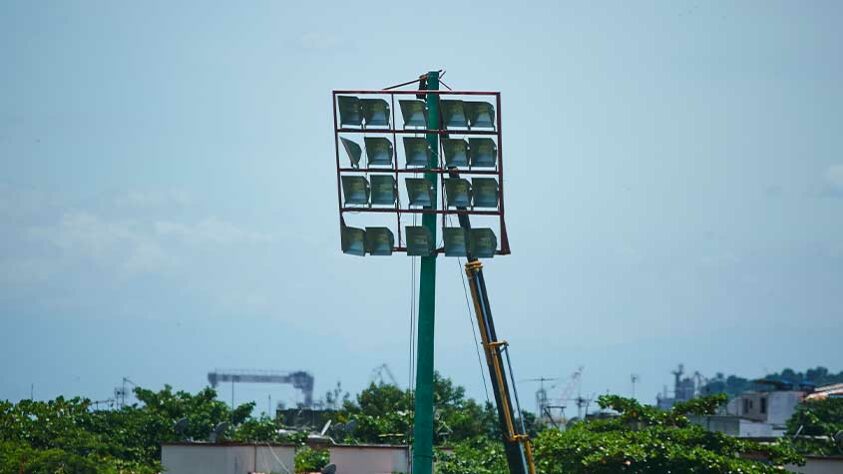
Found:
<box><xmin>329</xmin><ymin>444</ymin><xmax>410</xmax><ymax>474</ymax></box>
<box><xmin>161</xmin><ymin>443</ymin><xmax>296</xmax><ymax>474</ymax></box>
<box><xmin>724</xmin><ymin>389</ymin><xmax>804</xmax><ymax>435</ymax></box>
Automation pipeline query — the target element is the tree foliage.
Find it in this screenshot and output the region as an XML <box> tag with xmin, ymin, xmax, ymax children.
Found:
<box><xmin>0</xmin><ymin>376</ymin><xmax>814</xmax><ymax>473</ymax></box>
<box><xmin>331</xmin><ymin>372</ymin><xmax>499</xmax><ymax>446</ymax></box>
<box><xmin>0</xmin><ymin>386</ymin><xmax>268</xmax><ymax>473</ymax></box>
<box><xmin>533</xmin><ymin>394</ymin><xmax>802</xmax><ymax>474</ymax></box>
<box><xmin>703</xmin><ymin>366</ymin><xmax>843</xmax><ymax>396</ymax></box>
<box><xmin>0</xmin><ymin>397</ymin><xmax>158</xmax><ymax>473</ymax></box>
<box><xmin>434</xmin><ymin>436</ymin><xmax>507</xmax><ymax>474</ymax></box>
<box><xmin>786</xmin><ymin>397</ymin><xmax>843</xmax><ymax>456</ymax></box>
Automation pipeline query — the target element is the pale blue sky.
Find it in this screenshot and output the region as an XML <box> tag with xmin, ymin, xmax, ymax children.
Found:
<box><xmin>1</xmin><ymin>0</ymin><xmax>842</xmax><ymax>412</ymax></box>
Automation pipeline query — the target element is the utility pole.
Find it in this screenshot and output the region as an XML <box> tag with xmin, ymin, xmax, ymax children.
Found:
<box><xmin>631</xmin><ymin>374</ymin><xmax>639</xmax><ymax>399</ymax></box>
<box><xmin>412</xmin><ymin>70</ymin><xmax>440</xmax><ymax>474</ymax></box>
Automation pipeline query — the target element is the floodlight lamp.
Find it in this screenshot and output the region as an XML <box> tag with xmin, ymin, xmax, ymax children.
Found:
<box><xmin>341</xmin><ymin>225</ymin><xmax>366</xmax><ymax>256</ymax></box>
<box><xmin>361</xmin><ymin>98</ymin><xmax>390</xmax><ymax>128</ymax></box>
<box><xmin>470</xmin><ymin>228</ymin><xmax>497</xmax><ymax>258</ymax></box>
<box><xmin>471</xmin><ymin>178</ymin><xmax>499</xmax><ymax>208</ymax></box>
<box><xmin>405</xmin><ymin>178</ymin><xmax>435</xmax><ymax>207</ymax></box>
<box><xmin>403</xmin><ymin>137</ymin><xmax>433</xmax><ymax>168</ymax></box>
<box><xmin>405</xmin><ymin>226</ymin><xmax>434</xmax><ymax>256</ymax></box>
<box><xmin>464</xmin><ymin>101</ymin><xmax>496</xmax><ymax>129</ymax></box>
<box><xmin>364</xmin><ymin>137</ymin><xmax>393</xmax><ymax>167</ymax></box>
<box><xmin>399</xmin><ymin>100</ymin><xmax>427</xmax><ymax>128</ymax></box>
<box><xmin>440</xmin><ymin>100</ymin><xmax>468</xmax><ymax>129</ymax></box>
<box><xmin>443</xmin><ymin>227</ymin><xmax>468</xmax><ymax>257</ymax></box>
<box><xmin>364</xmin><ymin>227</ymin><xmax>394</xmax><ymax>256</ymax></box>
<box><xmin>340</xmin><ymin>137</ymin><xmax>362</xmax><ymax>168</ymax></box>
<box><xmin>445</xmin><ymin>178</ymin><xmax>472</xmax><ymax>208</ymax></box>
<box><xmin>442</xmin><ymin>138</ymin><xmax>469</xmax><ymax>168</ymax></box>
<box><xmin>468</xmin><ymin>138</ymin><xmax>498</xmax><ymax>168</ymax></box>
<box><xmin>341</xmin><ymin>176</ymin><xmax>370</xmax><ymax>205</ymax></box>
<box><xmin>370</xmin><ymin>175</ymin><xmax>397</xmax><ymax>206</ymax></box>
<box><xmin>337</xmin><ymin>96</ymin><xmax>363</xmax><ymax>127</ymax></box>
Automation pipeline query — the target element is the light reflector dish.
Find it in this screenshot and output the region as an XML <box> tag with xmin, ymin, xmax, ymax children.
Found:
<box><xmin>440</xmin><ymin>100</ymin><xmax>468</xmax><ymax>129</ymax></box>
<box><xmin>405</xmin><ymin>226</ymin><xmax>434</xmax><ymax>256</ymax></box>
<box><xmin>337</xmin><ymin>96</ymin><xmax>362</xmax><ymax>127</ymax></box>
<box><xmin>405</xmin><ymin>178</ymin><xmax>435</xmax><ymax>207</ymax></box>
<box><xmin>443</xmin><ymin>228</ymin><xmax>468</xmax><ymax>257</ymax></box>
<box><xmin>403</xmin><ymin>137</ymin><xmax>433</xmax><ymax>168</ymax></box>
<box><xmin>361</xmin><ymin>98</ymin><xmax>390</xmax><ymax>128</ymax></box>
<box><xmin>465</xmin><ymin>101</ymin><xmax>496</xmax><ymax>129</ymax></box>
<box><xmin>365</xmin><ymin>227</ymin><xmax>394</xmax><ymax>256</ymax></box>
<box><xmin>370</xmin><ymin>175</ymin><xmax>397</xmax><ymax>205</ymax></box>
<box><xmin>445</xmin><ymin>178</ymin><xmax>472</xmax><ymax>208</ymax></box>
<box><xmin>472</xmin><ymin>178</ymin><xmax>499</xmax><ymax>208</ymax></box>
<box><xmin>469</xmin><ymin>138</ymin><xmax>497</xmax><ymax>168</ymax></box>
<box><xmin>341</xmin><ymin>225</ymin><xmax>365</xmax><ymax>256</ymax></box>
<box><xmin>341</xmin><ymin>176</ymin><xmax>369</xmax><ymax>205</ymax></box>
<box><xmin>470</xmin><ymin>228</ymin><xmax>497</xmax><ymax>258</ymax></box>
<box><xmin>399</xmin><ymin>100</ymin><xmax>427</xmax><ymax>128</ymax></box>
<box><xmin>340</xmin><ymin>137</ymin><xmax>362</xmax><ymax>168</ymax></box>
<box><xmin>364</xmin><ymin>137</ymin><xmax>393</xmax><ymax>167</ymax></box>
<box><xmin>442</xmin><ymin>138</ymin><xmax>469</xmax><ymax>168</ymax></box>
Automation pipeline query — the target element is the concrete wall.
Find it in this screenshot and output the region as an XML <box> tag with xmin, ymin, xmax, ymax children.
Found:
<box><xmin>329</xmin><ymin>445</ymin><xmax>409</xmax><ymax>474</ymax></box>
<box><xmin>767</xmin><ymin>391</ymin><xmax>803</xmax><ymax>426</ymax></box>
<box><xmin>162</xmin><ymin>444</ymin><xmax>296</xmax><ymax>474</ymax></box>
<box><xmin>787</xmin><ymin>456</ymin><xmax>843</xmax><ymax>474</ymax></box>
<box><xmin>691</xmin><ymin>416</ymin><xmax>774</xmax><ymax>438</ymax></box>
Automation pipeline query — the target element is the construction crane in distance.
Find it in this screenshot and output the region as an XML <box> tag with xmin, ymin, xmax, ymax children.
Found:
<box><xmin>370</xmin><ymin>363</ymin><xmax>399</xmax><ymax>387</ymax></box>
<box><xmin>521</xmin><ymin>376</ymin><xmax>559</xmax><ymax>417</ymax></box>
<box><xmin>114</xmin><ymin>377</ymin><xmax>137</xmax><ymax>409</ymax></box>
<box><xmin>550</xmin><ymin>367</ymin><xmax>584</xmax><ymax>425</ymax></box>
<box><xmin>207</xmin><ymin>369</ymin><xmax>315</xmax><ymax>408</ymax></box>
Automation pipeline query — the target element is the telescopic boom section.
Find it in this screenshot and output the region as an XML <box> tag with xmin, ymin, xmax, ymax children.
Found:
<box><xmin>464</xmin><ymin>260</ymin><xmax>536</xmax><ymax>474</ymax></box>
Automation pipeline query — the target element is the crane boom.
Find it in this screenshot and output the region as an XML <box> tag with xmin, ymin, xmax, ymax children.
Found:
<box><xmin>448</xmin><ymin>164</ymin><xmax>535</xmax><ymax>474</ymax></box>
<box><xmin>465</xmin><ymin>260</ymin><xmax>536</xmax><ymax>474</ymax></box>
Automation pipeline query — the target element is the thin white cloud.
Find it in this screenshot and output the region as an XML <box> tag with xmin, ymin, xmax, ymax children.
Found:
<box><xmin>0</xmin><ymin>257</ymin><xmax>56</xmax><ymax>286</ymax></box>
<box><xmin>36</xmin><ymin>212</ymin><xmax>140</xmax><ymax>256</ymax></box>
<box><xmin>154</xmin><ymin>217</ymin><xmax>273</xmax><ymax>245</ymax></box>
<box><xmin>114</xmin><ymin>189</ymin><xmax>193</xmax><ymax>208</ymax></box>
<box><xmin>819</xmin><ymin>164</ymin><xmax>843</xmax><ymax>198</ymax></box>
<box><xmin>297</xmin><ymin>32</ymin><xmax>343</xmax><ymax>51</ymax></box>
<box><xmin>28</xmin><ymin>211</ymin><xmax>273</xmax><ymax>276</ymax></box>
<box><xmin>826</xmin><ymin>164</ymin><xmax>843</xmax><ymax>187</ymax></box>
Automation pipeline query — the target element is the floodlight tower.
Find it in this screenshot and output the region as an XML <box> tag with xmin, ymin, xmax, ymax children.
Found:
<box><xmin>332</xmin><ymin>71</ymin><xmax>521</xmax><ymax>474</ymax></box>
<box><xmin>414</xmin><ymin>71</ymin><xmax>440</xmax><ymax>474</ymax></box>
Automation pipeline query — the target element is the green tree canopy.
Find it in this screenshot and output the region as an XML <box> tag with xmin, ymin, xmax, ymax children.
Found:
<box><xmin>786</xmin><ymin>397</ymin><xmax>843</xmax><ymax>456</ymax></box>
<box><xmin>532</xmin><ymin>394</ymin><xmax>802</xmax><ymax>474</ymax></box>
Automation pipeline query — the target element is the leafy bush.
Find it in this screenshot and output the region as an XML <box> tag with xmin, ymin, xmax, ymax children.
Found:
<box><xmin>294</xmin><ymin>446</ymin><xmax>329</xmax><ymax>473</ymax></box>
<box><xmin>786</xmin><ymin>397</ymin><xmax>843</xmax><ymax>456</ymax></box>
<box><xmin>435</xmin><ymin>436</ymin><xmax>506</xmax><ymax>474</ymax></box>
<box><xmin>534</xmin><ymin>394</ymin><xmax>803</xmax><ymax>474</ymax></box>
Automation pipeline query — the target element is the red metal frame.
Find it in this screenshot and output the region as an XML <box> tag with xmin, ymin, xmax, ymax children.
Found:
<box><xmin>333</xmin><ymin>89</ymin><xmax>510</xmax><ymax>255</ymax></box>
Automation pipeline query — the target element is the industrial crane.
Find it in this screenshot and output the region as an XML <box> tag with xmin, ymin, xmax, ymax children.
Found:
<box><xmin>465</xmin><ymin>259</ymin><xmax>536</xmax><ymax>473</ymax></box>
<box><xmin>456</xmin><ymin>205</ymin><xmax>536</xmax><ymax>474</ymax></box>
<box><xmin>370</xmin><ymin>363</ymin><xmax>400</xmax><ymax>387</ymax></box>
<box><xmin>207</xmin><ymin>369</ymin><xmax>315</xmax><ymax>408</ymax></box>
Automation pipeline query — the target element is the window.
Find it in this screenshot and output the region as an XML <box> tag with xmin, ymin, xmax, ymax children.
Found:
<box><xmin>760</xmin><ymin>397</ymin><xmax>767</xmax><ymax>414</ymax></box>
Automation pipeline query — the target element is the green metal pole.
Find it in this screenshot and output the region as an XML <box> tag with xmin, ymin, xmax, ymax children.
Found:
<box><xmin>412</xmin><ymin>70</ymin><xmax>439</xmax><ymax>474</ymax></box>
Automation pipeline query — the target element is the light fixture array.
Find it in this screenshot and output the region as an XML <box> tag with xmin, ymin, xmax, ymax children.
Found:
<box><xmin>334</xmin><ymin>90</ymin><xmax>508</xmax><ymax>257</ymax></box>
